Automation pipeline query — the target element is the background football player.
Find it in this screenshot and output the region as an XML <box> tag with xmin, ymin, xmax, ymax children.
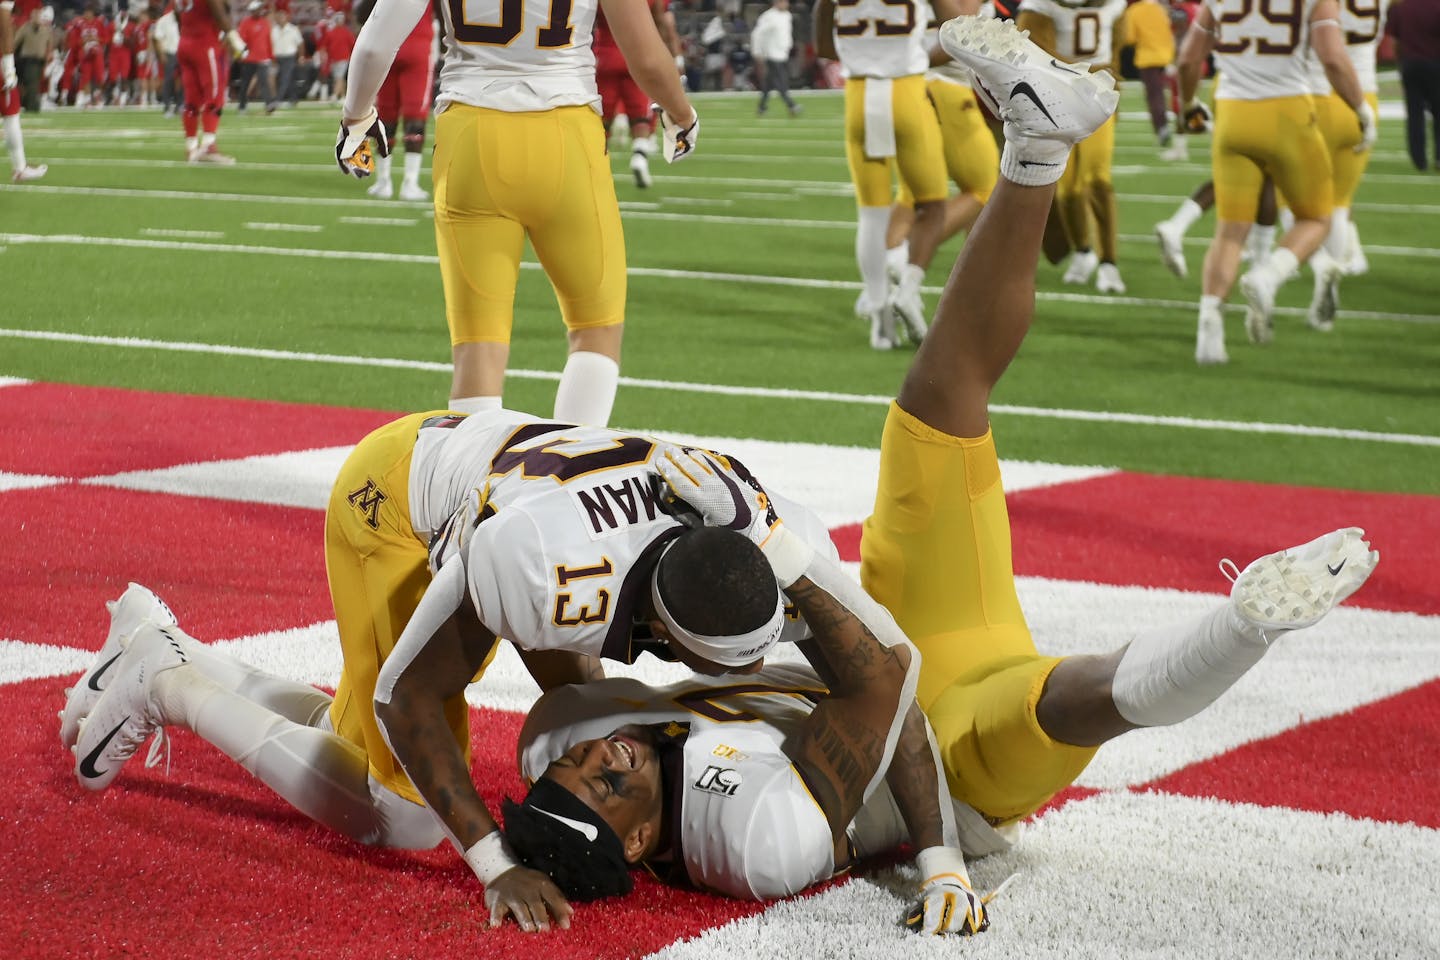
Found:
<box><xmin>1017</xmin><ymin>0</ymin><xmax>1129</xmax><ymax>294</ymax></box>
<box><xmin>815</xmin><ymin>0</ymin><xmax>970</xmax><ymax>351</ymax></box>
<box><xmin>337</xmin><ymin>0</ymin><xmax>697</xmax><ymax>426</ymax></box>
<box><xmin>355</xmin><ymin>0</ymin><xmax>436</xmax><ymax>201</ymax></box>
<box><xmin>1178</xmin><ymin>0</ymin><xmax>1373</xmax><ymax>364</ymax></box>
<box><xmin>175</xmin><ymin>0</ymin><xmax>247</xmax><ymax>164</ymax></box>
<box><xmin>594</xmin><ymin>0</ymin><xmax>683</xmax><ymax>189</ymax></box>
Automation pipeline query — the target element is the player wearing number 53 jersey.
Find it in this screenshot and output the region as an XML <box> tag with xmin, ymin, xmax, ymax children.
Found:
<box><xmin>1178</xmin><ymin>0</ymin><xmax>1372</xmax><ymax>364</ymax></box>
<box><xmin>816</xmin><ymin>0</ymin><xmax>970</xmax><ymax>351</ymax></box>
<box><xmin>1017</xmin><ymin>0</ymin><xmax>1129</xmax><ymax>294</ymax></box>
<box><xmin>338</xmin><ymin>0</ymin><xmax>697</xmax><ymax>429</ymax></box>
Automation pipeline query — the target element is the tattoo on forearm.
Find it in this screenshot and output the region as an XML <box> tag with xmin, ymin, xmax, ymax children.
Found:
<box><xmin>887</xmin><ymin>703</ymin><xmax>946</xmax><ymax>849</ymax></box>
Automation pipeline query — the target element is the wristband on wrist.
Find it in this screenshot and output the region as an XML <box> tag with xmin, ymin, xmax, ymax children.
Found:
<box><xmin>759</xmin><ymin>523</ymin><xmax>814</xmax><ymax>589</ymax></box>
<box><xmin>463</xmin><ymin>831</ymin><xmax>521</xmax><ymax>886</ymax></box>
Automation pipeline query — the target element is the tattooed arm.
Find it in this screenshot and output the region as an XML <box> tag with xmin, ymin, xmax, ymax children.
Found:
<box><xmin>782</xmin><ymin>554</ymin><xmax>923</xmax><ymax>860</ymax></box>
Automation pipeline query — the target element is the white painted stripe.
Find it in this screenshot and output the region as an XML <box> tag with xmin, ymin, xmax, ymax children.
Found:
<box><xmin>1</xmin><ymin>233</ymin><xmax>1435</xmax><ymax>325</ymax></box>
<box><xmin>141</xmin><ymin>228</ymin><xmax>225</xmax><ymax>240</ymax></box>
<box><xmin>1</xmin><ymin>326</ymin><xmax>1436</xmax><ymax>447</ymax></box>
<box><xmin>336</xmin><ymin>216</ymin><xmax>420</xmax><ymax>226</ymax></box>
<box><xmin>0</xmin><ymin>471</ymin><xmax>69</xmax><ymax>493</ymax></box>
<box><xmin>243</xmin><ymin>221</ymin><xmax>324</xmax><ymax>233</ymax></box>
<box><xmin>0</xmin><ymin>377</ymin><xmax>29</xmax><ymax>388</ymax></box>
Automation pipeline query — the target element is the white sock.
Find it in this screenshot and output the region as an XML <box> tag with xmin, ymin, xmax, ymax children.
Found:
<box><xmin>999</xmin><ymin>128</ymin><xmax>1071</xmax><ymax>186</ymax></box>
<box><xmin>1262</xmin><ymin>247</ymin><xmax>1300</xmax><ymax>283</ymax></box>
<box><xmin>1278</xmin><ymin>207</ymin><xmax>1295</xmax><ymax>233</ymax></box>
<box><xmin>886</xmin><ymin>240</ymin><xmax>910</xmax><ymax>273</ymax></box>
<box><xmin>1324</xmin><ymin>207</ymin><xmax>1350</xmax><ymax>262</ymax></box>
<box><xmin>1111</xmin><ymin>604</ymin><xmax>1270</xmax><ymax>726</ymax></box>
<box><xmin>448</xmin><ymin>395</ymin><xmax>503</xmax><ymax>415</ymax></box>
<box><xmin>179</xmin><ymin>636</ymin><xmax>333</xmax><ymax>724</ymax></box>
<box><xmin>375</xmin><ymin>152</ymin><xmax>392</xmax><ymax>182</ymax></box>
<box><xmin>553</xmin><ymin>350</ymin><xmax>620</xmax><ymax>426</ymax></box>
<box><xmin>201</xmin><ymin>132</ymin><xmax>216</xmax><ymax>150</ymax></box>
<box><xmin>403</xmin><ymin>151</ymin><xmax>421</xmax><ymax>184</ymax></box>
<box><xmin>898</xmin><ymin>262</ymin><xmax>924</xmax><ymax>296</ymax></box>
<box><xmin>2</xmin><ymin>116</ymin><xmax>25</xmax><ymax>171</ymax></box>
<box><xmin>856</xmin><ymin>206</ymin><xmax>891</xmax><ymax>307</ymax></box>
<box><xmin>1172</xmin><ymin>197</ymin><xmax>1204</xmax><ymax>232</ymax></box>
<box><xmin>632</xmin><ymin>135</ymin><xmax>655</xmax><ymax>156</ymax></box>
<box><xmin>1199</xmin><ymin>294</ymin><xmax>1222</xmax><ymax>316</ymax></box>
<box><xmin>1247</xmin><ymin>223</ymin><xmax>1275</xmax><ymax>261</ymax></box>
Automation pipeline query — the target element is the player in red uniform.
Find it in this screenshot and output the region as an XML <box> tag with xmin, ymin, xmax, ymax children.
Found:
<box><xmin>74</xmin><ymin>3</ymin><xmax>108</xmax><ymax>107</ymax></box>
<box><xmin>131</xmin><ymin>10</ymin><xmax>155</xmax><ymax>107</ymax></box>
<box><xmin>106</xmin><ymin>9</ymin><xmax>137</xmax><ymax>105</ymax></box>
<box><xmin>594</xmin><ymin>0</ymin><xmax>681</xmax><ymax>188</ymax></box>
<box><xmin>356</xmin><ymin>0</ymin><xmax>433</xmax><ymax>201</ymax></box>
<box><xmin>176</xmin><ymin>0</ymin><xmax>245</xmax><ymax>163</ymax></box>
<box><xmin>1</xmin><ymin>0</ymin><xmax>46</xmax><ymax>181</ymax></box>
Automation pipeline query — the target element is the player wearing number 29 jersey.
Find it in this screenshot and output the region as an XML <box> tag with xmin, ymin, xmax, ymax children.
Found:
<box><xmin>342</xmin><ymin>0</ymin><xmax>694</xmax><ymax>426</ymax></box>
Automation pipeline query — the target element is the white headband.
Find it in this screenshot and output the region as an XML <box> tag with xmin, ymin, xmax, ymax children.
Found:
<box><xmin>650</xmin><ymin>549</ymin><xmax>785</xmax><ymax>668</ymax></box>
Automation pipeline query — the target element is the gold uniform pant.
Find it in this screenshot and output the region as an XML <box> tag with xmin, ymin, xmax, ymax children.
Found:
<box><xmin>1314</xmin><ymin>91</ymin><xmax>1378</xmax><ymax>208</ymax></box>
<box><xmin>860</xmin><ymin>403</ymin><xmax>1097</xmax><ymax>828</ymax></box>
<box><xmin>326</xmin><ymin>411</ymin><xmax>476</xmax><ymax>804</ymax></box>
<box><xmin>845</xmin><ymin>75</ymin><xmax>948</xmax><ymax>208</ymax></box>
<box><xmin>1213</xmin><ymin>95</ymin><xmax>1334</xmax><ymax>223</ymax></box>
<box><xmin>433</xmin><ymin>103</ymin><xmax>626</xmax><ymax>347</ymax></box>
<box><xmin>896</xmin><ymin>78</ymin><xmax>999</xmax><ymax>207</ymax></box>
<box><xmin>1057</xmin><ymin>113</ymin><xmax>1116</xmax><ymax>198</ymax></box>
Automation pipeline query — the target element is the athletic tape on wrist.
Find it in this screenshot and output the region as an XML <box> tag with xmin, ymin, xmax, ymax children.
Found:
<box><xmin>916</xmin><ymin>846</ymin><xmax>972</xmax><ymax>888</ymax></box>
<box><xmin>759</xmin><ymin>524</ymin><xmax>814</xmax><ymax>588</ymax></box>
<box><xmin>464</xmin><ymin>831</ymin><xmax>522</xmax><ymax>887</ymax></box>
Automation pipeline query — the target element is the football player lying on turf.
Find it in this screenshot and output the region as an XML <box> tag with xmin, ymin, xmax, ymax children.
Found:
<box><xmin>61</xmin><ymin>419</ymin><xmax>941</xmax><ymax>929</ymax></box>
<box><xmin>501</xmin><ymin>12</ymin><xmax>1380</xmax><ymax>929</ymax></box>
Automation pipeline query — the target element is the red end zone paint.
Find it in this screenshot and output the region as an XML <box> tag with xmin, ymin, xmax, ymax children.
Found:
<box><xmin>0</xmin><ymin>485</ymin><xmax>333</xmax><ymax>648</ymax></box>
<box><xmin>0</xmin><ymin>382</ymin><xmax>398</xmax><ymax>478</ymax></box>
<box><xmin>4</xmin><ymin>678</ymin><xmax>770</xmax><ymax>960</ymax></box>
<box><xmin>1144</xmin><ymin>678</ymin><xmax>1440</xmax><ymax>829</ymax></box>
<box><xmin>831</xmin><ymin>473</ymin><xmax>1440</xmax><ymax>616</ymax></box>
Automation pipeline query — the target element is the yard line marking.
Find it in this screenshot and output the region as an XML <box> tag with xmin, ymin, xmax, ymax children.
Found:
<box><xmin>1</xmin><ymin>232</ymin><xmax>1435</xmax><ymax>324</ymax></box>
<box><xmin>243</xmin><ymin>221</ymin><xmax>324</xmax><ymax>233</ymax></box>
<box><xmin>140</xmin><ymin>228</ymin><xmax>225</xmax><ymax>239</ymax></box>
<box><xmin>1</xmin><ymin>327</ymin><xmax>1437</xmax><ymax>448</ymax></box>
<box><xmin>336</xmin><ymin>216</ymin><xmax>420</xmax><ymax>226</ymax></box>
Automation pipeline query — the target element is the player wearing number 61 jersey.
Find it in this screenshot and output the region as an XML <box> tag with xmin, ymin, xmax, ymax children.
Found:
<box><xmin>1178</xmin><ymin>0</ymin><xmax>1371</xmax><ymax>364</ymax></box>
<box><xmin>338</xmin><ymin>0</ymin><xmax>697</xmax><ymax>429</ymax></box>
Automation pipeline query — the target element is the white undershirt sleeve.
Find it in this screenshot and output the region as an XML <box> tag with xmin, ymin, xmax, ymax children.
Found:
<box><xmin>343</xmin><ymin>0</ymin><xmax>431</xmax><ymax>120</ymax></box>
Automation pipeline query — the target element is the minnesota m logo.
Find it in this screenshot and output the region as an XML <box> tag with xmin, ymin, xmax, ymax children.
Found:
<box><xmin>346</xmin><ymin>478</ymin><xmax>388</xmax><ymax>530</ymax></box>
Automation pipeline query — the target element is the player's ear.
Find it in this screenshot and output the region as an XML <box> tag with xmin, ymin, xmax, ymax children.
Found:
<box><xmin>621</xmin><ymin>821</ymin><xmax>653</xmax><ymax>864</ymax></box>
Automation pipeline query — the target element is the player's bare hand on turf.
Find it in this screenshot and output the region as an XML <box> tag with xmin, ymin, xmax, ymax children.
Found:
<box><xmin>484</xmin><ymin>865</ymin><xmax>574</xmax><ymax>933</ymax></box>
<box><xmin>335</xmin><ymin>108</ymin><xmax>391</xmax><ymax>179</ymax></box>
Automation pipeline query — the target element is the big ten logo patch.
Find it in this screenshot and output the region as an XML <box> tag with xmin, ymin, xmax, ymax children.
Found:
<box><xmin>712</xmin><ymin>744</ymin><xmax>748</xmax><ymax>762</ymax></box>
<box><xmin>346</xmin><ymin>478</ymin><xmax>388</xmax><ymax>530</ymax></box>
<box><xmin>694</xmin><ymin>765</ymin><xmax>742</xmax><ymax>797</ymax></box>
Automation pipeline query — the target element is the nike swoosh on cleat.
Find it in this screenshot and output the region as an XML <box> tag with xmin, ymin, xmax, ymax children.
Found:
<box><xmin>1050</xmin><ymin>58</ymin><xmax>1083</xmax><ymax>75</ymax></box>
<box><xmin>1018</xmin><ymin>159</ymin><xmax>1061</xmax><ymax>167</ymax></box>
<box><xmin>1327</xmin><ymin>560</ymin><xmax>1346</xmax><ymax>576</ymax></box>
<box><xmin>85</xmin><ymin>651</ymin><xmax>125</xmax><ymax>692</ymax></box>
<box><xmin>78</xmin><ymin>717</ymin><xmax>130</xmax><ymax>780</ymax></box>
<box><xmin>1009</xmin><ymin>81</ymin><xmax>1059</xmax><ymax>128</ymax></box>
<box><xmin>529</xmin><ymin>806</ymin><xmax>599</xmax><ymax>842</ymax></box>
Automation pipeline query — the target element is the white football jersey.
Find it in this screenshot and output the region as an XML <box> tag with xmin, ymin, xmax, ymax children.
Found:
<box><xmin>833</xmin><ymin>0</ymin><xmax>930</xmax><ymax>78</ymax></box>
<box><xmin>1305</xmin><ymin>0</ymin><xmax>1389</xmax><ymax>95</ymax></box>
<box><xmin>518</xmin><ymin>665</ymin><xmax>870</xmax><ymax>899</ymax></box>
<box><xmin>1206</xmin><ymin>0</ymin><xmax>1323</xmax><ymax>100</ymax></box>
<box><xmin>409</xmin><ymin>409</ymin><xmax>836</xmax><ymax>661</ymax></box>
<box><xmin>435</xmin><ymin>0</ymin><xmax>600</xmax><ymax>112</ymax></box>
<box><xmin>1020</xmin><ymin>0</ymin><xmax>1128</xmax><ymax>65</ymax></box>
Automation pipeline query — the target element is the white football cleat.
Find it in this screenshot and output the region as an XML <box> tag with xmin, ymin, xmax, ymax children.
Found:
<box><xmin>1226</xmin><ymin>527</ymin><xmax>1379</xmax><ymax>635</ymax></box>
<box><xmin>1158</xmin><ymin>138</ymin><xmax>1189</xmax><ymax>162</ymax></box>
<box><xmin>73</xmin><ymin>622</ymin><xmax>191</xmax><ymax>792</ymax></box>
<box><xmin>868</xmin><ymin>305</ymin><xmax>898</xmax><ymax>351</ymax></box>
<box><xmin>888</xmin><ymin>264</ymin><xmax>928</xmax><ymax>344</ymax></box>
<box><xmin>60</xmin><ymin>583</ymin><xmax>177</xmax><ymax>750</ymax></box>
<box><xmin>1195</xmin><ymin>304</ymin><xmax>1228</xmax><ymax>365</ymax></box>
<box><xmin>367</xmin><ymin>178</ymin><xmax>394</xmax><ymax>200</ymax></box>
<box><xmin>854</xmin><ymin>288</ymin><xmax>876</xmax><ymax>320</ymax></box>
<box><xmin>192</xmin><ymin>145</ymin><xmax>236</xmax><ymax>165</ymax></box>
<box><xmin>12</xmin><ymin>163</ymin><xmax>48</xmax><ymax>183</ymax></box>
<box><xmin>1239</xmin><ymin>265</ymin><xmax>1279</xmax><ymax>345</ymax></box>
<box><xmin>1062</xmin><ymin>249</ymin><xmax>1098</xmax><ymax>285</ymax></box>
<box><xmin>1344</xmin><ymin>220</ymin><xmax>1368</xmax><ymax>276</ymax></box>
<box><xmin>1154</xmin><ymin>220</ymin><xmax>1188</xmax><ymax>278</ymax></box>
<box><xmin>1307</xmin><ymin>251</ymin><xmax>1342</xmax><ymax>332</ymax></box>
<box><xmin>1095</xmin><ymin>262</ymin><xmax>1126</xmax><ymax>294</ymax></box>
<box><xmin>398</xmin><ymin>180</ymin><xmax>428</xmax><ymax>202</ymax></box>
<box><xmin>938</xmin><ymin>14</ymin><xmax>1118</xmax><ymax>146</ymax></box>
<box><xmin>630</xmin><ymin>150</ymin><xmax>653</xmax><ymax>189</ymax></box>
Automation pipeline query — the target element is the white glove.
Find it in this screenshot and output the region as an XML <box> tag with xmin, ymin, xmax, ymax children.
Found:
<box><xmin>656</xmin><ymin>106</ymin><xmax>699</xmax><ymax>163</ymax></box>
<box><xmin>1355</xmin><ymin>101</ymin><xmax>1377</xmax><ymax>154</ymax></box>
<box><xmin>1180</xmin><ymin>98</ymin><xmax>1212</xmax><ymax>134</ymax></box>
<box><xmin>905</xmin><ymin>847</ymin><xmax>990</xmax><ymax>937</ymax></box>
<box><xmin>224</xmin><ymin>30</ymin><xmax>247</xmax><ymax>61</ymax></box>
<box><xmin>335</xmin><ymin>107</ymin><xmax>390</xmax><ymax>178</ymax></box>
<box><xmin>1</xmin><ymin>55</ymin><xmax>17</xmax><ymax>93</ymax></box>
<box><xmin>654</xmin><ymin>446</ymin><xmax>813</xmax><ymax>587</ymax></box>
